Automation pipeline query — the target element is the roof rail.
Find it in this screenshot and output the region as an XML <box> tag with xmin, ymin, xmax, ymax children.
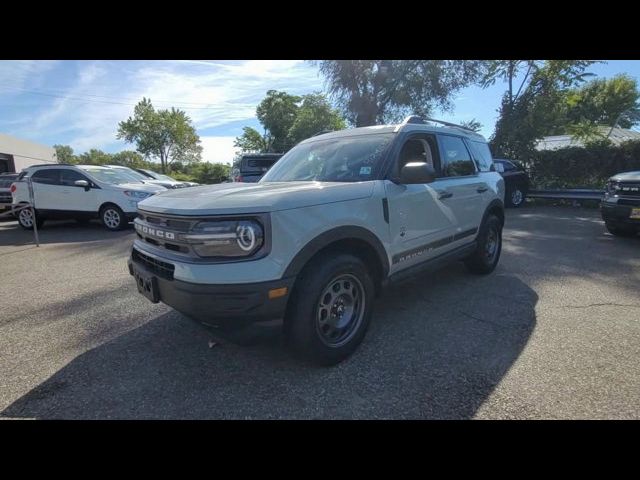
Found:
<box><xmin>396</xmin><ymin>115</ymin><xmax>477</xmax><ymax>133</ymax></box>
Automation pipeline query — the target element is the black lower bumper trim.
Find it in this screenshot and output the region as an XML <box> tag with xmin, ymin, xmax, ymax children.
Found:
<box><xmin>128</xmin><ymin>257</ymin><xmax>294</xmax><ymax>327</ymax></box>
<box><xmin>601</xmin><ymin>201</ymin><xmax>640</xmax><ymax>227</ymax></box>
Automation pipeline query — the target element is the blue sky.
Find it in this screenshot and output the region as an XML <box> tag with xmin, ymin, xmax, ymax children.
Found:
<box><xmin>1</xmin><ymin>60</ymin><xmax>639</xmax><ymax>164</ymax></box>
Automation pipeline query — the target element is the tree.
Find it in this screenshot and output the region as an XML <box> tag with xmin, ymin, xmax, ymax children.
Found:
<box><xmin>117</xmin><ymin>98</ymin><xmax>203</xmax><ymax>173</ymax></box>
<box><xmin>460</xmin><ymin>118</ymin><xmax>483</xmax><ymax>133</ymax></box>
<box><xmin>77</xmin><ymin>149</ymin><xmax>113</xmax><ymax>165</ymax></box>
<box><xmin>564</xmin><ymin>74</ymin><xmax>640</xmax><ymax>130</ymax></box>
<box><xmin>288</xmin><ymin>93</ymin><xmax>346</xmax><ymax>145</ymax></box>
<box><xmin>234</xmin><ymin>91</ymin><xmax>347</xmax><ymax>154</ymax></box>
<box><xmin>54</xmin><ymin>144</ymin><xmax>77</xmax><ymax>164</ymax></box>
<box><xmin>486</xmin><ymin>61</ymin><xmax>597</xmax><ymax>160</ymax></box>
<box><xmin>316</xmin><ymin>60</ymin><xmax>486</xmax><ymax>127</ymax></box>
<box><xmin>234</xmin><ymin>126</ymin><xmax>271</xmax><ymax>153</ymax></box>
<box><xmin>256</xmin><ymin>90</ymin><xmax>301</xmax><ymax>152</ymax></box>
<box><xmin>110</xmin><ymin>150</ymin><xmax>146</xmax><ymax>168</ymax></box>
<box><xmin>191</xmin><ymin>162</ymin><xmax>231</xmax><ymax>184</ymax></box>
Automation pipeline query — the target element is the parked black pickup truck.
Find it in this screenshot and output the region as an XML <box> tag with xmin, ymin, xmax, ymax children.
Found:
<box><xmin>233</xmin><ymin>153</ymin><xmax>283</xmax><ymax>183</ymax></box>
<box><xmin>601</xmin><ymin>171</ymin><xmax>640</xmax><ymax>237</ymax></box>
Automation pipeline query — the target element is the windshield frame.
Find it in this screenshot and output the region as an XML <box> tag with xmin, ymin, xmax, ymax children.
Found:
<box><xmin>260</xmin><ymin>132</ymin><xmax>396</xmax><ymax>183</ymax></box>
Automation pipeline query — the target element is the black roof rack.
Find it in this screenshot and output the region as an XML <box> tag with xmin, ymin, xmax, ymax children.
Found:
<box><xmin>312</xmin><ymin>130</ymin><xmax>334</xmax><ymax>137</ymax></box>
<box><xmin>398</xmin><ymin>115</ymin><xmax>476</xmax><ymax>133</ymax></box>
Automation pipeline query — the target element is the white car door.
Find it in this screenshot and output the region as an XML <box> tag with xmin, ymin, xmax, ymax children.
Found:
<box><xmin>384</xmin><ymin>134</ymin><xmax>458</xmax><ymax>274</ymax></box>
<box><xmin>58</xmin><ymin>169</ymin><xmax>100</xmax><ymax>212</ymax></box>
<box><xmin>30</xmin><ymin>168</ymin><xmax>66</xmax><ymax>211</ymax></box>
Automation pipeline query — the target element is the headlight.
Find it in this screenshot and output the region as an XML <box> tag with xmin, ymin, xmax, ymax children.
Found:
<box><xmin>183</xmin><ymin>219</ymin><xmax>264</xmax><ymax>258</ymax></box>
<box><xmin>606</xmin><ymin>181</ymin><xmax>620</xmax><ymax>195</ymax></box>
<box><xmin>124</xmin><ymin>190</ymin><xmax>152</xmax><ymax>199</ymax></box>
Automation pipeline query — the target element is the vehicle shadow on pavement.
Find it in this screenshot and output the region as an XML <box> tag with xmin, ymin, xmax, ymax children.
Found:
<box><xmin>1</xmin><ymin>264</ymin><xmax>537</xmax><ymax>419</ymax></box>
<box><xmin>0</xmin><ymin>220</ymin><xmax>134</xmax><ymax>247</ymax></box>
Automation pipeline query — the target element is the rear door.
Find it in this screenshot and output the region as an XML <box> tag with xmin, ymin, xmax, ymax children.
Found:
<box><xmin>434</xmin><ymin>134</ymin><xmax>485</xmax><ymax>243</ymax></box>
<box><xmin>30</xmin><ymin>168</ymin><xmax>66</xmax><ymax>211</ymax></box>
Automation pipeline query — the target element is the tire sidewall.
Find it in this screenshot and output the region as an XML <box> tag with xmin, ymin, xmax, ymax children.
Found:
<box><xmin>285</xmin><ymin>253</ymin><xmax>375</xmax><ymax>366</ymax></box>
<box><xmin>508</xmin><ymin>187</ymin><xmax>524</xmax><ymax>208</ymax></box>
<box><xmin>480</xmin><ymin>215</ymin><xmax>502</xmax><ymax>270</ymax></box>
<box><xmin>18</xmin><ymin>207</ymin><xmax>35</xmax><ymax>230</ymax></box>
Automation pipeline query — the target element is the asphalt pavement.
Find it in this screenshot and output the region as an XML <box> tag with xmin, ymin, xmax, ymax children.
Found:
<box><xmin>0</xmin><ymin>206</ymin><xmax>638</xmax><ymax>419</ymax></box>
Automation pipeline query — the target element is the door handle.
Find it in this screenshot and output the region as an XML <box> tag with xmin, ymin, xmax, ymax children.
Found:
<box><xmin>477</xmin><ymin>186</ymin><xmax>489</xmax><ymax>193</ymax></box>
<box><xmin>438</xmin><ymin>190</ymin><xmax>453</xmax><ymax>200</ymax></box>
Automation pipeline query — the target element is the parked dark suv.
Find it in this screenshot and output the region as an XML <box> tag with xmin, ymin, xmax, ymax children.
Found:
<box><xmin>493</xmin><ymin>159</ymin><xmax>530</xmax><ymax>208</ymax></box>
<box><xmin>233</xmin><ymin>153</ymin><xmax>283</xmax><ymax>183</ymax></box>
<box><xmin>601</xmin><ymin>171</ymin><xmax>640</xmax><ymax>237</ymax></box>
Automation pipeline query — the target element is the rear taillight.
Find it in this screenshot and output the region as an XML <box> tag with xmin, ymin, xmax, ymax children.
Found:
<box><xmin>235</xmin><ymin>176</ymin><xmax>243</xmax><ymax>182</ymax></box>
<box><xmin>10</xmin><ymin>184</ymin><xmax>16</xmax><ymax>193</ymax></box>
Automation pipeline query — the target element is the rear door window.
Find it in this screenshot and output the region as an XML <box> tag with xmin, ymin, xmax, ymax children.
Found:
<box><xmin>31</xmin><ymin>169</ymin><xmax>61</xmax><ymax>185</ymax></box>
<box><xmin>437</xmin><ymin>135</ymin><xmax>476</xmax><ymax>177</ymax></box>
<box><xmin>467</xmin><ymin>140</ymin><xmax>494</xmax><ymax>172</ymax></box>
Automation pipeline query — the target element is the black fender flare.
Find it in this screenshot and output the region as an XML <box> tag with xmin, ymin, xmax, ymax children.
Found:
<box><xmin>482</xmin><ymin>198</ymin><xmax>505</xmax><ymax>227</ymax></box>
<box><xmin>282</xmin><ymin>226</ymin><xmax>390</xmax><ymax>279</ymax></box>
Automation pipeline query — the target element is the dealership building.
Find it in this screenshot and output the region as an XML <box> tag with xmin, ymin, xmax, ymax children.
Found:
<box><xmin>0</xmin><ymin>133</ymin><xmax>57</xmax><ymax>174</ymax></box>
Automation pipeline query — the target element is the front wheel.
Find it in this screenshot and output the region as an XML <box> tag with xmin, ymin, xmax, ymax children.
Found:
<box><xmin>284</xmin><ymin>253</ymin><xmax>375</xmax><ymax>366</ymax></box>
<box><xmin>17</xmin><ymin>206</ymin><xmax>44</xmax><ymax>230</ymax></box>
<box><xmin>100</xmin><ymin>205</ymin><xmax>126</xmax><ymax>231</ymax></box>
<box><xmin>464</xmin><ymin>214</ymin><xmax>503</xmax><ymax>274</ymax></box>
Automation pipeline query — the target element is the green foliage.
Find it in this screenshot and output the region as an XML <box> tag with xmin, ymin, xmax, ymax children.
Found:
<box><xmin>188</xmin><ymin>162</ymin><xmax>231</xmax><ymax>184</ymax></box>
<box><xmin>256</xmin><ymin>90</ymin><xmax>301</xmax><ymax>152</ymax></box>
<box><xmin>77</xmin><ymin>149</ymin><xmax>113</xmax><ymax>165</ymax></box>
<box><xmin>288</xmin><ymin>93</ymin><xmax>346</xmax><ymax>145</ymax></box>
<box><xmin>529</xmin><ymin>140</ymin><xmax>640</xmax><ymax>189</ymax></box>
<box><xmin>53</xmin><ymin>144</ymin><xmax>76</xmax><ymax>164</ymax></box>
<box><xmin>117</xmin><ymin>97</ymin><xmax>203</xmax><ymax>173</ymax></box>
<box><xmin>488</xmin><ymin>61</ymin><xmax>598</xmax><ymax>160</ymax></box>
<box><xmin>234</xmin><ymin>91</ymin><xmax>346</xmax><ymax>154</ymax></box>
<box><xmin>316</xmin><ymin>60</ymin><xmax>485</xmax><ymax>126</ymax></box>
<box><xmin>460</xmin><ymin>118</ymin><xmax>483</xmax><ymax>133</ymax></box>
<box><xmin>234</xmin><ymin>126</ymin><xmax>271</xmax><ymax>153</ymax></box>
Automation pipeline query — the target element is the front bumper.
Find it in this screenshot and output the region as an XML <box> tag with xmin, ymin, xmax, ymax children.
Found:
<box><xmin>127</xmin><ymin>255</ymin><xmax>294</xmax><ymax>328</ymax></box>
<box><xmin>601</xmin><ymin>198</ymin><xmax>640</xmax><ymax>228</ymax></box>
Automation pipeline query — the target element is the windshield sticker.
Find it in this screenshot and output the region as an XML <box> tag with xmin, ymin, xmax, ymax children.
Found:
<box><xmin>359</xmin><ymin>166</ymin><xmax>372</xmax><ymax>175</ymax></box>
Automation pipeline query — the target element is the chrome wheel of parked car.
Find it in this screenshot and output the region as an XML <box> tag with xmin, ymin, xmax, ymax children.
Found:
<box><xmin>101</xmin><ymin>205</ymin><xmax>125</xmax><ymax>231</ymax></box>
<box><xmin>18</xmin><ymin>208</ymin><xmax>33</xmax><ymax>228</ymax></box>
<box><xmin>511</xmin><ymin>188</ymin><xmax>524</xmax><ymax>207</ymax></box>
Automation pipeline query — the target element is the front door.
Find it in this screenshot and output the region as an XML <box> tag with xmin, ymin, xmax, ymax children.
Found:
<box><xmin>384</xmin><ymin>133</ymin><xmax>457</xmax><ymax>274</ymax></box>
<box><xmin>58</xmin><ymin>169</ymin><xmax>99</xmax><ymax>212</ymax></box>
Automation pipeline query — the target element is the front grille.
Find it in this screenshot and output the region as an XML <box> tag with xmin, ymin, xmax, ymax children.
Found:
<box><xmin>618</xmin><ymin>198</ymin><xmax>640</xmax><ymax>206</ymax></box>
<box><xmin>0</xmin><ymin>193</ymin><xmax>12</xmax><ymax>203</ymax></box>
<box><xmin>618</xmin><ymin>182</ymin><xmax>640</xmax><ymax>197</ymax></box>
<box><xmin>137</xmin><ymin>212</ymin><xmax>192</xmax><ymax>232</ymax></box>
<box><xmin>132</xmin><ymin>248</ymin><xmax>175</xmax><ymax>280</ymax></box>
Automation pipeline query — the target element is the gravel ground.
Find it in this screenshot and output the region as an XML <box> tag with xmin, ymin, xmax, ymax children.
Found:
<box><xmin>0</xmin><ymin>206</ymin><xmax>639</xmax><ymax>419</ymax></box>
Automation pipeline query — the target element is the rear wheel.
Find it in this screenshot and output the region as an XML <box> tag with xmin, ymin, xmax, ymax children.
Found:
<box><xmin>464</xmin><ymin>214</ymin><xmax>502</xmax><ymax>274</ymax></box>
<box><xmin>17</xmin><ymin>206</ymin><xmax>44</xmax><ymax>230</ymax></box>
<box><xmin>100</xmin><ymin>205</ymin><xmax>126</xmax><ymax>231</ymax></box>
<box><xmin>506</xmin><ymin>186</ymin><xmax>525</xmax><ymax>208</ymax></box>
<box><xmin>284</xmin><ymin>252</ymin><xmax>375</xmax><ymax>366</ymax></box>
<box><xmin>605</xmin><ymin>222</ymin><xmax>637</xmax><ymax>237</ymax></box>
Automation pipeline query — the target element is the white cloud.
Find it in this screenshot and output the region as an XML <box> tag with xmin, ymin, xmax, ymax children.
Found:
<box><xmin>3</xmin><ymin>60</ymin><xmax>324</xmax><ymax>154</ymax></box>
<box><xmin>199</xmin><ymin>136</ymin><xmax>238</xmax><ymax>164</ymax></box>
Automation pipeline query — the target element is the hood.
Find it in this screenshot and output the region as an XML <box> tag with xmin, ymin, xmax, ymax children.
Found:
<box><xmin>112</xmin><ymin>182</ymin><xmax>167</xmax><ymax>194</ymax></box>
<box><xmin>137</xmin><ymin>181</ymin><xmax>375</xmax><ymax>215</ymax></box>
<box><xmin>610</xmin><ymin>171</ymin><xmax>640</xmax><ymax>182</ymax></box>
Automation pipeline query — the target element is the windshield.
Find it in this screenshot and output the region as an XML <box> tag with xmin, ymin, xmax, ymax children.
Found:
<box><xmin>153</xmin><ymin>173</ymin><xmax>177</xmax><ymax>182</ymax></box>
<box><xmin>114</xmin><ymin>168</ymin><xmax>148</xmax><ymax>182</ymax></box>
<box><xmin>81</xmin><ymin>168</ymin><xmax>142</xmax><ymax>185</ymax></box>
<box><xmin>261</xmin><ymin>133</ymin><xmax>394</xmax><ymax>183</ymax></box>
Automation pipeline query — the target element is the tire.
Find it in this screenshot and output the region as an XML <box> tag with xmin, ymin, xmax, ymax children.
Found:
<box><xmin>506</xmin><ymin>186</ymin><xmax>525</xmax><ymax>208</ymax></box>
<box><xmin>605</xmin><ymin>222</ymin><xmax>637</xmax><ymax>237</ymax></box>
<box><xmin>284</xmin><ymin>252</ymin><xmax>375</xmax><ymax>366</ymax></box>
<box><xmin>100</xmin><ymin>204</ymin><xmax>126</xmax><ymax>231</ymax></box>
<box><xmin>17</xmin><ymin>206</ymin><xmax>44</xmax><ymax>230</ymax></box>
<box><xmin>464</xmin><ymin>214</ymin><xmax>502</xmax><ymax>274</ymax></box>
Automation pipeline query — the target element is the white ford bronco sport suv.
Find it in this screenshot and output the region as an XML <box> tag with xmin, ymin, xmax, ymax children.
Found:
<box><xmin>128</xmin><ymin>116</ymin><xmax>505</xmax><ymax>365</ymax></box>
<box><xmin>12</xmin><ymin>164</ymin><xmax>165</xmax><ymax>230</ymax></box>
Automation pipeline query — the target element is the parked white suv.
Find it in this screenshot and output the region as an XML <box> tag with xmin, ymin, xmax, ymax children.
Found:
<box><xmin>12</xmin><ymin>164</ymin><xmax>166</xmax><ymax>231</ymax></box>
<box><xmin>128</xmin><ymin>116</ymin><xmax>506</xmax><ymax>365</ymax></box>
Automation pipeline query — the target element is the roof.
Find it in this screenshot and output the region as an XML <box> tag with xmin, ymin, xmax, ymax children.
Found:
<box><xmin>535</xmin><ymin>127</ymin><xmax>640</xmax><ymax>151</ymax></box>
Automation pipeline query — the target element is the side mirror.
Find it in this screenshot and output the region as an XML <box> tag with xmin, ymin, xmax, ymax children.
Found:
<box><xmin>74</xmin><ymin>179</ymin><xmax>90</xmax><ymax>191</ymax></box>
<box><xmin>400</xmin><ymin>162</ymin><xmax>437</xmax><ymax>184</ymax></box>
